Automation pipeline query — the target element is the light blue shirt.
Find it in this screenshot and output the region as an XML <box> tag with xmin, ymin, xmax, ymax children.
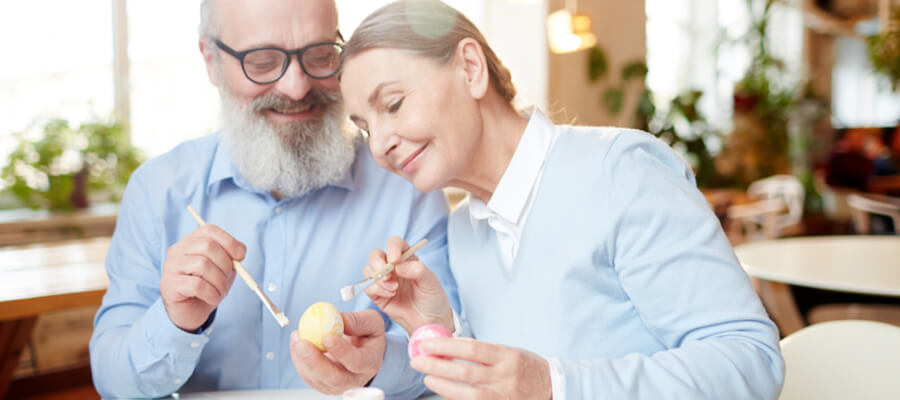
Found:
<box><xmin>449</xmin><ymin>127</ymin><xmax>784</xmax><ymax>399</ymax></box>
<box><xmin>90</xmin><ymin>134</ymin><xmax>456</xmax><ymax>399</ymax></box>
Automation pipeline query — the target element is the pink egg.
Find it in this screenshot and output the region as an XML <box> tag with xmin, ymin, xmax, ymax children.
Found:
<box><xmin>408</xmin><ymin>324</ymin><xmax>452</xmax><ymax>359</ymax></box>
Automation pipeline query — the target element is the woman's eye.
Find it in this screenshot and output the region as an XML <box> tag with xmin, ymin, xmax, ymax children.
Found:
<box><xmin>388</xmin><ymin>97</ymin><xmax>404</xmax><ymax>113</ymax></box>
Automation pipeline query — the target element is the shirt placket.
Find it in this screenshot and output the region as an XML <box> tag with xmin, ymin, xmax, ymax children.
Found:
<box><xmin>259</xmin><ymin>202</ymin><xmax>286</xmax><ymax>387</ymax></box>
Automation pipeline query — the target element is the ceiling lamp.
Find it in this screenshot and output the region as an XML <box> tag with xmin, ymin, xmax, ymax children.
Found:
<box><xmin>547</xmin><ymin>0</ymin><xmax>596</xmax><ymax>54</ymax></box>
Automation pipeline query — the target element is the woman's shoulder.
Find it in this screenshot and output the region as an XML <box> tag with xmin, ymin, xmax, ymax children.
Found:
<box><xmin>552</xmin><ymin>126</ymin><xmax>686</xmax><ymax>172</ymax></box>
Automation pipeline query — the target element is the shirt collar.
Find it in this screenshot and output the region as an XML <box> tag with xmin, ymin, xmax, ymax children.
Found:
<box><xmin>207</xmin><ymin>133</ymin><xmax>357</xmax><ymax>195</ymax></box>
<box><xmin>468</xmin><ymin>107</ymin><xmax>557</xmax><ymax>228</ymax></box>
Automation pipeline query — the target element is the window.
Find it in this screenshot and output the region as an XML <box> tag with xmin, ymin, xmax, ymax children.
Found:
<box><xmin>645</xmin><ymin>0</ymin><xmax>804</xmax><ymax>128</ymax></box>
<box><xmin>0</xmin><ymin>1</ymin><xmax>114</xmax><ymax>158</ymax></box>
<box><xmin>1</xmin><ymin>0</ymin><xmax>546</xmax><ymax>160</ymax></box>
<box><xmin>832</xmin><ymin>34</ymin><xmax>900</xmax><ymax>128</ymax></box>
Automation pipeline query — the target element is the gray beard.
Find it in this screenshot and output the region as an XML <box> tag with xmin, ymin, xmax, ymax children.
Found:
<box><xmin>219</xmin><ymin>88</ymin><xmax>358</xmax><ymax>198</ymax></box>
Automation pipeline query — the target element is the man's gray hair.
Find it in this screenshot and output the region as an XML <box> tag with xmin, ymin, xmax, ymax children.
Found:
<box><xmin>199</xmin><ymin>0</ymin><xmax>220</xmax><ymax>38</ymax></box>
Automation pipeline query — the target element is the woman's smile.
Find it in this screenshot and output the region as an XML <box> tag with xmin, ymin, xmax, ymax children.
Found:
<box><xmin>398</xmin><ymin>144</ymin><xmax>427</xmax><ymax>174</ymax></box>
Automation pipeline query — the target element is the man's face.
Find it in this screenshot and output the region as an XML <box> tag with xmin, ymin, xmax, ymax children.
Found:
<box><xmin>198</xmin><ymin>0</ymin><xmax>356</xmax><ymax>199</ymax></box>
<box><xmin>208</xmin><ymin>0</ymin><xmax>340</xmax><ymax>126</ymax></box>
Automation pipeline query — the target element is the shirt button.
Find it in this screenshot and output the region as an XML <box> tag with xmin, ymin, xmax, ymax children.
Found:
<box><xmin>274</xmin><ymin>206</ymin><xmax>283</xmax><ymax>214</ymax></box>
<box><xmin>267</xmin><ymin>282</ymin><xmax>277</xmax><ymax>292</ymax></box>
<box><xmin>265</xmin><ymin>352</ymin><xmax>275</xmax><ymax>360</ymax></box>
<box><xmin>190</xmin><ymin>342</ymin><xmax>201</xmax><ymax>348</ymax></box>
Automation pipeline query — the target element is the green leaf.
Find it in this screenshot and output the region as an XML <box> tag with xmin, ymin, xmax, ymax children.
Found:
<box><xmin>588</xmin><ymin>46</ymin><xmax>608</xmax><ymax>82</ymax></box>
<box><xmin>602</xmin><ymin>87</ymin><xmax>624</xmax><ymax>115</ymax></box>
<box><xmin>621</xmin><ymin>61</ymin><xmax>648</xmax><ymax>81</ymax></box>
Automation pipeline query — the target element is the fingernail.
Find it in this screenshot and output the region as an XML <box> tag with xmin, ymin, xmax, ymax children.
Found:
<box><xmin>290</xmin><ymin>331</ymin><xmax>299</xmax><ymax>343</ymax></box>
<box><xmin>410</xmin><ymin>357</ymin><xmax>423</xmax><ymax>369</ymax></box>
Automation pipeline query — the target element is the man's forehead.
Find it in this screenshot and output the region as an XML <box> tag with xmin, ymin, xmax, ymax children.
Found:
<box><xmin>215</xmin><ymin>0</ymin><xmax>338</xmax><ymax>45</ymax></box>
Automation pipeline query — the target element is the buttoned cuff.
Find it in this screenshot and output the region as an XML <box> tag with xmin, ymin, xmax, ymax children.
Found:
<box><xmin>369</xmin><ymin>332</ymin><xmax>426</xmax><ymax>400</ymax></box>
<box><xmin>129</xmin><ymin>299</ymin><xmax>212</xmax><ymax>380</ymax></box>
<box><xmin>546</xmin><ymin>357</ymin><xmax>566</xmax><ymax>400</ymax></box>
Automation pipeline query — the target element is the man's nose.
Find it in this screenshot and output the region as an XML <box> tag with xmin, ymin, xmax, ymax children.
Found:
<box><xmin>274</xmin><ymin>56</ymin><xmax>312</xmax><ymax>101</ymax></box>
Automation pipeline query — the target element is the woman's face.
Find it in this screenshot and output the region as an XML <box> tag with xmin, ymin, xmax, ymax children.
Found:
<box><xmin>340</xmin><ymin>48</ymin><xmax>482</xmax><ymax>192</ymax></box>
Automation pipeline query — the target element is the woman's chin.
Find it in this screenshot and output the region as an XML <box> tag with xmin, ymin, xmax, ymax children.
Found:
<box><xmin>410</xmin><ymin>175</ymin><xmax>442</xmax><ymax>193</ymax></box>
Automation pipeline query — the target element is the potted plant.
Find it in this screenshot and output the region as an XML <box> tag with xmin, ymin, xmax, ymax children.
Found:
<box><xmin>868</xmin><ymin>9</ymin><xmax>900</xmax><ymax>90</ymax></box>
<box><xmin>1</xmin><ymin>118</ymin><xmax>144</xmax><ymax>211</ymax></box>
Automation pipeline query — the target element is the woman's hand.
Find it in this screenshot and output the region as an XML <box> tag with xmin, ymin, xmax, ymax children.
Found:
<box><xmin>410</xmin><ymin>337</ymin><xmax>552</xmax><ymax>400</ymax></box>
<box><xmin>364</xmin><ymin>236</ymin><xmax>454</xmax><ymax>334</ymax></box>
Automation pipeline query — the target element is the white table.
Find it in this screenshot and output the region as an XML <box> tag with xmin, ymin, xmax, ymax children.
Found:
<box><xmin>734</xmin><ymin>235</ymin><xmax>900</xmax><ymax>335</ymax></box>
<box><xmin>178</xmin><ymin>389</ymin><xmax>442</xmax><ymax>399</ymax></box>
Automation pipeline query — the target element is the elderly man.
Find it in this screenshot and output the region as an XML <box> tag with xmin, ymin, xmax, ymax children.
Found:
<box><xmin>89</xmin><ymin>0</ymin><xmax>457</xmax><ymax>398</ymax></box>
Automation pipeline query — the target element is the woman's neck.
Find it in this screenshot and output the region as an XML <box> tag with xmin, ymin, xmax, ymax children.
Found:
<box><xmin>447</xmin><ymin>94</ymin><xmax>529</xmax><ymax>203</ymax></box>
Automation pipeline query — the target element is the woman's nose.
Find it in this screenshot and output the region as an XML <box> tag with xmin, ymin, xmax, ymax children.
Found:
<box><xmin>368</xmin><ymin>123</ymin><xmax>401</xmax><ymax>160</ymax></box>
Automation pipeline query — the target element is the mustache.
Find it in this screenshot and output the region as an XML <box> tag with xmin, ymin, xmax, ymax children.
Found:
<box><xmin>249</xmin><ymin>87</ymin><xmax>340</xmax><ymax>113</ymax></box>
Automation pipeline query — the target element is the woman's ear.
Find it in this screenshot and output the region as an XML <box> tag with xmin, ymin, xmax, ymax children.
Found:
<box><xmin>456</xmin><ymin>38</ymin><xmax>489</xmax><ymax>100</ymax></box>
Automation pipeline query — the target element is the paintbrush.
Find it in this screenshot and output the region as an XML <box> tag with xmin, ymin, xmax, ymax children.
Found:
<box><xmin>340</xmin><ymin>239</ymin><xmax>428</xmax><ymax>302</ymax></box>
<box><xmin>186</xmin><ymin>205</ymin><xmax>290</xmax><ymax>328</ymax></box>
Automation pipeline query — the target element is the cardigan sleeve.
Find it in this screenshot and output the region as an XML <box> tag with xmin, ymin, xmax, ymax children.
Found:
<box><xmin>556</xmin><ymin>131</ymin><xmax>784</xmax><ymax>399</ymax></box>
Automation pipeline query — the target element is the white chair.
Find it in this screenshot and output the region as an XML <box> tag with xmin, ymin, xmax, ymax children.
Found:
<box><xmin>728</xmin><ymin>175</ymin><xmax>805</xmax><ymax>241</ymax></box>
<box><xmin>847</xmin><ymin>193</ymin><xmax>900</xmax><ymax>234</ymax></box>
<box><xmin>779</xmin><ymin>320</ymin><xmax>900</xmax><ymax>400</ymax></box>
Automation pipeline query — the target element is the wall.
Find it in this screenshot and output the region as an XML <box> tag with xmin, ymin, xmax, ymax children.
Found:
<box><xmin>547</xmin><ymin>0</ymin><xmax>647</xmax><ymax>126</ymax></box>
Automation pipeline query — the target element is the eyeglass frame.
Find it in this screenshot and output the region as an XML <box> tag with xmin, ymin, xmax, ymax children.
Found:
<box><xmin>213</xmin><ymin>31</ymin><xmax>344</xmax><ymax>84</ymax></box>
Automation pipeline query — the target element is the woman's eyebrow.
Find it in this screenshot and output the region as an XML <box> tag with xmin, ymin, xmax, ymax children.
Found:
<box><xmin>368</xmin><ymin>81</ymin><xmax>400</xmax><ymax>106</ymax></box>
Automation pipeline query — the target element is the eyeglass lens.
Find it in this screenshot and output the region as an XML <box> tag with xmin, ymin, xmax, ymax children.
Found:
<box><xmin>242</xmin><ymin>44</ymin><xmax>341</xmax><ymax>83</ymax></box>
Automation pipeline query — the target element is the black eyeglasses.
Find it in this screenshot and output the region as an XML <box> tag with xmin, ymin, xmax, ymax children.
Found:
<box><xmin>214</xmin><ymin>34</ymin><xmax>343</xmax><ymax>84</ymax></box>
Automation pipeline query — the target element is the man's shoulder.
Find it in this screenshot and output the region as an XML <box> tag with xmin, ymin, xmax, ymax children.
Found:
<box><xmin>130</xmin><ymin>133</ymin><xmax>219</xmax><ymax>186</ymax></box>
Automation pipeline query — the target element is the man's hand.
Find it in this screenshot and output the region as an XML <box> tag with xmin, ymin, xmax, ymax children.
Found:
<box><xmin>364</xmin><ymin>236</ymin><xmax>454</xmax><ymax>334</ymax></box>
<box><xmin>160</xmin><ymin>224</ymin><xmax>245</xmax><ymax>332</ymax></box>
<box><xmin>290</xmin><ymin>309</ymin><xmax>386</xmax><ymax>394</ymax></box>
<box><xmin>411</xmin><ymin>338</ymin><xmax>552</xmax><ymax>400</ymax></box>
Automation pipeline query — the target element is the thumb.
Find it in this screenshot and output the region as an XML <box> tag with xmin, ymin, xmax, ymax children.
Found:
<box><xmin>341</xmin><ymin>309</ymin><xmax>385</xmax><ymax>337</ymax></box>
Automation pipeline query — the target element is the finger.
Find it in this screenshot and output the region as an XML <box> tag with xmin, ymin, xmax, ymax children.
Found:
<box><xmin>290</xmin><ymin>333</ymin><xmax>352</xmax><ymax>392</ymax></box>
<box><xmin>174</xmin><ymin>275</ymin><xmax>221</xmax><ymax>305</ymax></box>
<box><xmin>420</xmin><ymin>338</ymin><xmax>501</xmax><ymax>365</ymax></box>
<box><xmin>393</xmin><ymin>260</ymin><xmax>428</xmax><ymax>281</ymax></box>
<box><xmin>364</xmin><ymin>283</ymin><xmax>396</xmax><ymax>301</ymax></box>
<box><xmin>386</xmin><ymin>236</ymin><xmax>416</xmax><ymax>262</ymax></box>
<box><xmin>180</xmin><ymin>255</ymin><xmax>228</xmax><ymax>297</ymax></box>
<box><xmin>194</xmin><ymin>224</ymin><xmax>247</xmax><ymax>260</ymax></box>
<box><xmin>182</xmin><ymin>236</ymin><xmax>237</xmax><ymax>280</ymax></box>
<box><xmin>367</xmin><ymin>248</ymin><xmax>388</xmax><ymax>276</ymax></box>
<box><xmin>341</xmin><ymin>309</ymin><xmax>385</xmax><ymax>337</ymax></box>
<box><xmin>322</xmin><ymin>334</ymin><xmax>378</xmax><ymax>374</ymax></box>
<box><xmin>411</xmin><ymin>356</ymin><xmax>490</xmax><ymax>385</ymax></box>
<box><xmin>423</xmin><ymin>375</ymin><xmax>481</xmax><ymax>400</ymax></box>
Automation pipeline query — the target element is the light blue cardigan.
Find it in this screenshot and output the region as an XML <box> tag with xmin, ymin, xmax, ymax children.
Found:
<box><xmin>448</xmin><ymin>127</ymin><xmax>784</xmax><ymax>399</ymax></box>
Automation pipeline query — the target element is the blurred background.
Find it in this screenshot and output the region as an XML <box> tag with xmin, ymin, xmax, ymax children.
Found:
<box><xmin>1</xmin><ymin>1</ymin><xmax>899</xmax><ymax>399</ymax></box>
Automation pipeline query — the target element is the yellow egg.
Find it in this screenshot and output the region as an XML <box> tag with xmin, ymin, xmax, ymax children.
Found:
<box><xmin>297</xmin><ymin>301</ymin><xmax>344</xmax><ymax>351</ymax></box>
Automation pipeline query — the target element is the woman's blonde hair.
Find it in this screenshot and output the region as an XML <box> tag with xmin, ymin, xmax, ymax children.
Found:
<box><xmin>341</xmin><ymin>0</ymin><xmax>517</xmax><ymax>104</ymax></box>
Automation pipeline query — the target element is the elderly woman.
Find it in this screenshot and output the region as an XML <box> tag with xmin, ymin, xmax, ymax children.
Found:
<box><xmin>338</xmin><ymin>1</ymin><xmax>784</xmax><ymax>399</ymax></box>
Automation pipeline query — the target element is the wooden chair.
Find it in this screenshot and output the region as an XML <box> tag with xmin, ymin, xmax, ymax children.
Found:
<box><xmin>779</xmin><ymin>320</ymin><xmax>900</xmax><ymax>400</ymax></box>
<box><xmin>727</xmin><ymin>175</ymin><xmax>804</xmax><ymax>242</ymax></box>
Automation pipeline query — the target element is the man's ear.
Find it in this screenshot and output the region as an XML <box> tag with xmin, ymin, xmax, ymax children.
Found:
<box><xmin>456</xmin><ymin>38</ymin><xmax>489</xmax><ymax>100</ymax></box>
<box><xmin>199</xmin><ymin>38</ymin><xmax>222</xmax><ymax>86</ymax></box>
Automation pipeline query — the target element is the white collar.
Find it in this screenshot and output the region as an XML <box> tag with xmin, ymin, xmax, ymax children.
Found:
<box><xmin>469</xmin><ymin>108</ymin><xmax>557</xmax><ymax>228</ymax></box>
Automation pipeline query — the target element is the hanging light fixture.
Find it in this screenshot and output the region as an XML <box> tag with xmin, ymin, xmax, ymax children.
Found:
<box><xmin>547</xmin><ymin>0</ymin><xmax>596</xmax><ymax>54</ymax></box>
